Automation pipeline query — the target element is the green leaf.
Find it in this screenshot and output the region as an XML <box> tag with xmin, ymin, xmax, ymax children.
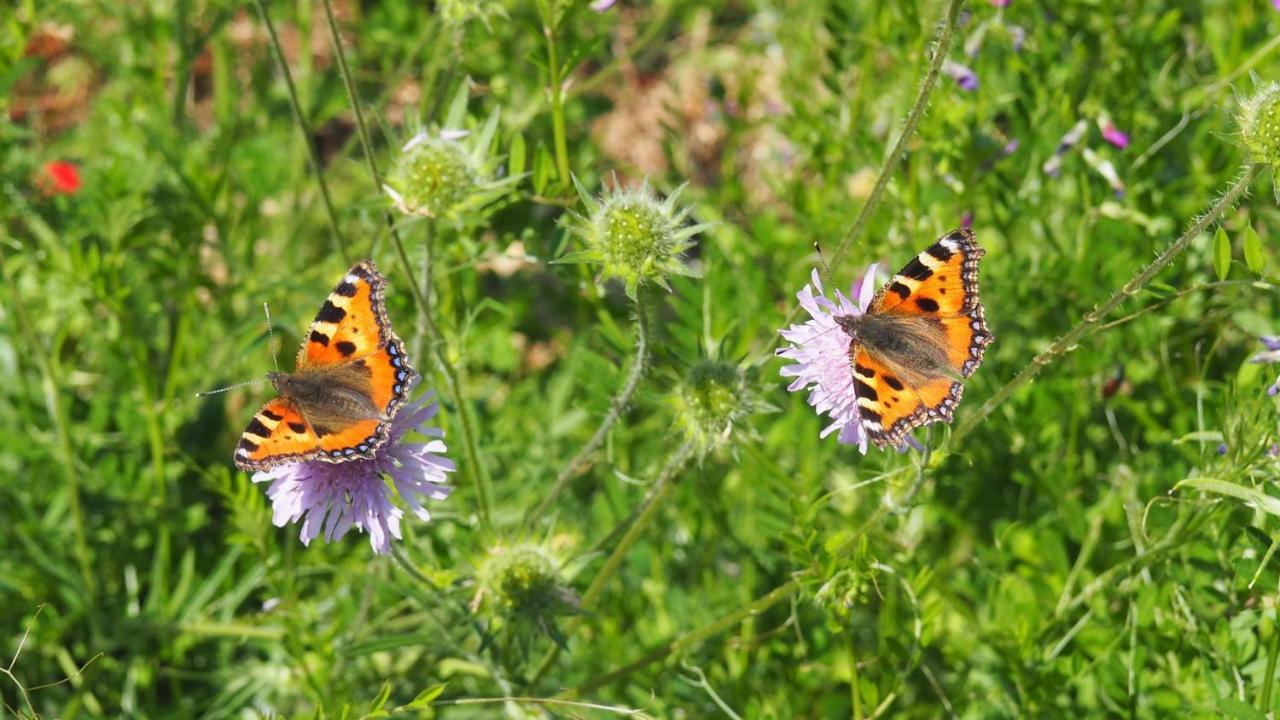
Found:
<box><xmin>405</xmin><ymin>683</ymin><xmax>447</xmax><ymax>708</ymax></box>
<box><xmin>1244</xmin><ymin>225</ymin><xmax>1265</xmax><ymax>274</ymax></box>
<box><xmin>368</xmin><ymin>681</ymin><xmax>392</xmax><ymax>712</ymax></box>
<box><xmin>1174</xmin><ymin>477</ymin><xmax>1280</xmax><ymax>517</ymax></box>
<box><xmin>1213</xmin><ymin>226</ymin><xmax>1231</xmax><ymax>281</ymax></box>
<box><xmin>508</xmin><ymin>133</ymin><xmax>526</xmax><ymax>177</ymax></box>
<box><xmin>533</xmin><ymin>143</ymin><xmax>555</xmax><ymax>195</ymax></box>
<box><xmin>1216</xmin><ymin>697</ymin><xmax>1266</xmax><ymax>720</ymax></box>
<box><xmin>444</xmin><ymin>80</ymin><xmax>471</xmax><ymax>130</ymax></box>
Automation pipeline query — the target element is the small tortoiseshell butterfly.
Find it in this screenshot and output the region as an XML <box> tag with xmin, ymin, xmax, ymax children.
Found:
<box><xmin>837</xmin><ymin>228</ymin><xmax>993</xmax><ymax>447</ymax></box>
<box><xmin>234</xmin><ymin>260</ymin><xmax>418</xmax><ymax>471</ymax></box>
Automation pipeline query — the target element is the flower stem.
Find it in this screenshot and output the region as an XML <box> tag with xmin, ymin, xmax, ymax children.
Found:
<box><xmin>1262</xmin><ymin>612</ymin><xmax>1280</xmax><ymax>712</ymax></box>
<box><xmin>947</xmin><ymin>163</ymin><xmax>1262</xmax><ymax>447</ymax></box>
<box><xmin>252</xmin><ymin>0</ymin><xmax>349</xmax><ymax>265</ymax></box>
<box><xmin>849</xmin><ymin>626</ymin><xmax>863</xmax><ymax>720</ymax></box>
<box><xmin>766</xmin><ymin>0</ymin><xmax>962</xmax><ymax>358</ymax></box>
<box><xmin>539</xmin><ymin>1</ymin><xmax>572</xmax><ymax>187</ymax></box>
<box><xmin>529</xmin><ymin>439</ymin><xmax>696</xmax><ymax>685</ymax></box>
<box><xmin>825</xmin><ymin>0</ymin><xmax>963</xmax><ymax>275</ymax></box>
<box><xmin>573</xmin><ymin>579</ymin><xmax>803</xmax><ymax>695</ymax></box>
<box><xmin>522</xmin><ymin>292</ymin><xmax>651</xmax><ymax>531</ymax></box>
<box><xmin>320</xmin><ymin>0</ymin><xmax>491</xmax><ymax>532</ymax></box>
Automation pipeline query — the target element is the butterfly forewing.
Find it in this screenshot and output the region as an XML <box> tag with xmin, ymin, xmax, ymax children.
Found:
<box><xmin>853</xmin><ymin>229</ymin><xmax>993</xmax><ymax>447</ymax></box>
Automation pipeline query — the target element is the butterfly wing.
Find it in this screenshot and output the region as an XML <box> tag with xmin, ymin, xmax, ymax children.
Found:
<box><xmin>310</xmin><ymin>344</ymin><xmax>418</xmax><ymax>462</ymax></box>
<box><xmin>293</xmin><ymin>259</ymin><xmax>419</xmax><ymax>462</ymax></box>
<box><xmin>851</xmin><ymin>345</ymin><xmax>962</xmax><ymax>448</ymax></box>
<box><xmin>234</xmin><ymin>397</ymin><xmax>322</xmax><ymax>470</ymax></box>
<box><xmin>869</xmin><ymin>228</ymin><xmax>993</xmax><ymax>377</ymax></box>
<box><xmin>298</xmin><ymin>259</ymin><xmax>396</xmax><ymax>368</ymax></box>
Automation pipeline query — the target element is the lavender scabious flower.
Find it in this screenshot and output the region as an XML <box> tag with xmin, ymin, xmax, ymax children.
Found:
<box><xmin>1251</xmin><ymin>335</ymin><xmax>1280</xmax><ymax>396</ymax></box>
<box><xmin>943</xmin><ymin>60</ymin><xmax>978</xmax><ymax>92</ymax></box>
<box><xmin>253</xmin><ymin>391</ymin><xmax>454</xmax><ymax>554</ymax></box>
<box><xmin>778</xmin><ymin>265</ymin><xmax>880</xmax><ymax>451</ymax></box>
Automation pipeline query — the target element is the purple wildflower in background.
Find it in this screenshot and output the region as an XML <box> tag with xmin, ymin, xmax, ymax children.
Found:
<box><xmin>961</xmin><ymin>212</ymin><xmax>974</xmax><ymax>230</ymax></box>
<box><xmin>944</xmin><ymin>60</ymin><xmax>979</xmax><ymax>91</ymax></box>
<box><xmin>990</xmin><ymin>0</ymin><xmax>1009</xmax><ymax>6</ymax></box>
<box><xmin>1216</xmin><ymin>443</ymin><xmax>1228</xmax><ymax>456</ymax></box>
<box><xmin>1100</xmin><ymin>120</ymin><xmax>1130</xmax><ymax>149</ymax></box>
<box><xmin>778</xmin><ymin>265</ymin><xmax>880</xmax><ymax>451</ymax></box>
<box><xmin>253</xmin><ymin>390</ymin><xmax>454</xmax><ymax>554</ymax></box>
<box><xmin>1009</xmin><ymin>24</ymin><xmax>1027</xmax><ymax>51</ymax></box>
<box><xmin>1251</xmin><ymin>335</ymin><xmax>1280</xmax><ymax>396</ymax></box>
<box><xmin>591</xmin><ymin>0</ymin><xmax>617</xmax><ymax>10</ymax></box>
<box><xmin>1043</xmin><ymin>119</ymin><xmax>1089</xmax><ymax>176</ymax></box>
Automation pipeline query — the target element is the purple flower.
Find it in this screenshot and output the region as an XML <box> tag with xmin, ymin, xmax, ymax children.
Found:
<box><xmin>1216</xmin><ymin>442</ymin><xmax>1228</xmax><ymax>456</ymax></box>
<box><xmin>1274</xmin><ymin>0</ymin><xmax>1280</xmax><ymax>11</ymax></box>
<box><xmin>253</xmin><ymin>390</ymin><xmax>454</xmax><ymax>554</ymax></box>
<box><xmin>1009</xmin><ymin>24</ymin><xmax>1027</xmax><ymax>52</ymax></box>
<box><xmin>778</xmin><ymin>265</ymin><xmax>880</xmax><ymax>451</ymax></box>
<box><xmin>590</xmin><ymin>0</ymin><xmax>617</xmax><ymax>10</ymax></box>
<box><xmin>1101</xmin><ymin>121</ymin><xmax>1130</xmax><ymax>149</ymax></box>
<box><xmin>944</xmin><ymin>61</ymin><xmax>978</xmax><ymax>91</ymax></box>
<box><xmin>990</xmin><ymin>0</ymin><xmax>1009</xmax><ymax>6</ymax></box>
<box><xmin>1252</xmin><ymin>335</ymin><xmax>1280</xmax><ymax>396</ymax></box>
<box><xmin>961</xmin><ymin>212</ymin><xmax>974</xmax><ymax>230</ymax></box>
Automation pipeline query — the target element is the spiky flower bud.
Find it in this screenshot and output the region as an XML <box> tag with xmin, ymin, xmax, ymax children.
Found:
<box><xmin>1238</xmin><ymin>75</ymin><xmax>1280</xmax><ymax>168</ymax></box>
<box><xmin>384</xmin><ymin>131</ymin><xmax>480</xmax><ymax>220</ymax></box>
<box><xmin>471</xmin><ymin>542</ymin><xmax>579</xmax><ymax>647</ymax></box>
<box><xmin>561</xmin><ymin>178</ymin><xmax>708</xmax><ymax>299</ymax></box>
<box><xmin>670</xmin><ymin>360</ymin><xmax>765</xmax><ymax>454</ymax></box>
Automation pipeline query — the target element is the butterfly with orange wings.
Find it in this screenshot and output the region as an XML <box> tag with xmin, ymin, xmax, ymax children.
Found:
<box><xmin>233</xmin><ymin>260</ymin><xmax>418</xmax><ymax>471</ymax></box>
<box><xmin>835</xmin><ymin>229</ymin><xmax>993</xmax><ymax>447</ymax></box>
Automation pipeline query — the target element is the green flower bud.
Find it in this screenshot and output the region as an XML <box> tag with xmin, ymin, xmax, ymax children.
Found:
<box><xmin>670</xmin><ymin>360</ymin><xmax>763</xmax><ymax>454</ymax></box>
<box><xmin>472</xmin><ymin>542</ymin><xmax>579</xmax><ymax>636</ymax></box>
<box><xmin>1238</xmin><ymin>75</ymin><xmax>1280</xmax><ymax>168</ymax></box>
<box><xmin>561</xmin><ymin>178</ymin><xmax>709</xmax><ymax>299</ymax></box>
<box><xmin>384</xmin><ymin>131</ymin><xmax>480</xmax><ymax>219</ymax></box>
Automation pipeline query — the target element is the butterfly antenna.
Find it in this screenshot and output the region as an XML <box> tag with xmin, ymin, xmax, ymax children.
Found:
<box><xmin>814</xmin><ymin>241</ymin><xmax>837</xmax><ymax>289</ymax></box>
<box><xmin>195</xmin><ymin>378</ymin><xmax>269</xmax><ymax>398</ymax></box>
<box><xmin>263</xmin><ymin>302</ymin><xmax>280</xmax><ymax>374</ymax></box>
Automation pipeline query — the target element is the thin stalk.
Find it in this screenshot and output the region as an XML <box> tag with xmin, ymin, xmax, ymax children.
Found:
<box><xmin>765</xmin><ymin>0</ymin><xmax>963</xmax><ymax>360</ymax></box>
<box><xmin>1263</xmin><ymin>612</ymin><xmax>1280</xmax><ymax>712</ymax></box>
<box><xmin>849</xmin><ymin>626</ymin><xmax>863</xmax><ymax>720</ymax></box>
<box><xmin>523</xmin><ymin>293</ymin><xmax>651</xmax><ymax>530</ymax></box>
<box><xmin>252</xmin><ymin>0</ymin><xmax>349</xmax><ymax>265</ymax></box>
<box><xmin>320</xmin><ymin>0</ymin><xmax>491</xmax><ymax>530</ymax></box>
<box><xmin>947</xmin><ymin>164</ymin><xmax>1262</xmax><ymax>447</ymax></box>
<box><xmin>540</xmin><ymin>3</ymin><xmax>572</xmax><ymax>186</ymax></box>
<box><xmin>574</xmin><ymin>579</ymin><xmax>803</xmax><ymax>695</ymax></box>
<box><xmin>530</xmin><ymin>439</ymin><xmax>698</xmax><ymax>685</ymax></box>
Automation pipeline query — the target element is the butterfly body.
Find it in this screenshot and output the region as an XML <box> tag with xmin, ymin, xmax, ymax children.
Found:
<box><xmin>234</xmin><ymin>260</ymin><xmax>418</xmax><ymax>471</ymax></box>
<box><xmin>839</xmin><ymin>229</ymin><xmax>993</xmax><ymax>448</ymax></box>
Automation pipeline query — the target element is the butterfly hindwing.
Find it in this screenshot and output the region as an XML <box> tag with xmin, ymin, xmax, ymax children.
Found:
<box><xmin>310</xmin><ymin>343</ymin><xmax>417</xmax><ymax>462</ymax></box>
<box><xmin>851</xmin><ymin>346</ymin><xmax>963</xmax><ymax>448</ymax></box>
<box><xmin>298</xmin><ymin>260</ymin><xmax>391</xmax><ymax>368</ymax></box>
<box><xmin>870</xmin><ymin>228</ymin><xmax>993</xmax><ymax>377</ymax></box>
<box><xmin>234</xmin><ymin>397</ymin><xmax>322</xmax><ymax>470</ymax></box>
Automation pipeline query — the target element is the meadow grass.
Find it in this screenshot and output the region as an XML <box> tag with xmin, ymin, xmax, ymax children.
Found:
<box><xmin>4</xmin><ymin>0</ymin><xmax>1280</xmax><ymax>717</ymax></box>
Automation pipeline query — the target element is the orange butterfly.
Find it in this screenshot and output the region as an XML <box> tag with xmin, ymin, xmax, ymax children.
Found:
<box><xmin>234</xmin><ymin>260</ymin><xmax>418</xmax><ymax>471</ymax></box>
<box><xmin>836</xmin><ymin>229</ymin><xmax>993</xmax><ymax>447</ymax></box>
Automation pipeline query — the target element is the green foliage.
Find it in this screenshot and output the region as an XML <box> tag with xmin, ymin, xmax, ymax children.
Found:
<box><xmin>4</xmin><ymin>0</ymin><xmax>1280</xmax><ymax>718</ymax></box>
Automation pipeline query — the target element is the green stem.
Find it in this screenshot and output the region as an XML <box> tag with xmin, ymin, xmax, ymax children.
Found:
<box><xmin>319</xmin><ymin>0</ymin><xmax>491</xmax><ymax>532</ymax></box>
<box><xmin>947</xmin><ymin>163</ymin><xmax>1262</xmax><ymax>448</ymax></box>
<box><xmin>530</xmin><ymin>439</ymin><xmax>697</xmax><ymax>685</ymax></box>
<box><xmin>849</xmin><ymin>626</ymin><xmax>862</xmax><ymax>720</ymax></box>
<box><xmin>523</xmin><ymin>293</ymin><xmax>651</xmax><ymax>531</ymax></box>
<box><xmin>252</xmin><ymin>0</ymin><xmax>349</xmax><ymax>265</ymax></box>
<box><xmin>574</xmin><ymin>579</ymin><xmax>802</xmax><ymax>695</ymax></box>
<box><xmin>765</xmin><ymin>0</ymin><xmax>963</xmax><ymax>359</ymax></box>
<box><xmin>1263</xmin><ymin>612</ymin><xmax>1279</xmax><ymax>712</ymax></box>
<box><xmin>541</xmin><ymin>5</ymin><xmax>572</xmax><ymax>186</ymax></box>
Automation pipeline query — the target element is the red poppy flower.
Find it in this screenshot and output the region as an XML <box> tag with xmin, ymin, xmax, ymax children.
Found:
<box><xmin>41</xmin><ymin>160</ymin><xmax>81</xmax><ymax>195</ymax></box>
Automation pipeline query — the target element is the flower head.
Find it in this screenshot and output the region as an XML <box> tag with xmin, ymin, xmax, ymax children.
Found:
<box><xmin>39</xmin><ymin>160</ymin><xmax>80</xmax><ymax>195</ymax></box>
<box><xmin>670</xmin><ymin>360</ymin><xmax>767</xmax><ymax>455</ymax></box>
<box><xmin>777</xmin><ymin>265</ymin><xmax>880</xmax><ymax>451</ymax></box>
<box><xmin>471</xmin><ymin>540</ymin><xmax>580</xmax><ymax>646</ymax></box>
<box><xmin>1100</xmin><ymin>119</ymin><xmax>1130</xmax><ymax>149</ymax></box>
<box><xmin>560</xmin><ymin>178</ymin><xmax>707</xmax><ymax>299</ymax></box>
<box><xmin>943</xmin><ymin>60</ymin><xmax>978</xmax><ymax>92</ymax></box>
<box><xmin>252</xmin><ymin>391</ymin><xmax>454</xmax><ymax>554</ymax></box>
<box><xmin>1237</xmin><ymin>75</ymin><xmax>1280</xmax><ymax>171</ymax></box>
<box><xmin>1251</xmin><ymin>334</ymin><xmax>1280</xmax><ymax>396</ymax></box>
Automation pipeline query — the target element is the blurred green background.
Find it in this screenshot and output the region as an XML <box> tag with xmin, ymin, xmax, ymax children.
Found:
<box><xmin>4</xmin><ymin>0</ymin><xmax>1280</xmax><ymax>717</ymax></box>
